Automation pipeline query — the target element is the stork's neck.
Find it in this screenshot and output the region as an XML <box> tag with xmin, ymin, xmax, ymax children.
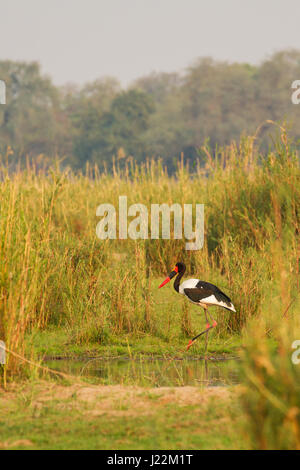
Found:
<box><xmin>173</xmin><ymin>267</ymin><xmax>185</xmax><ymax>293</ymax></box>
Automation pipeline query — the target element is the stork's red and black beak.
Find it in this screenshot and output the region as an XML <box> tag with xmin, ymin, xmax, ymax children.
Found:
<box><xmin>158</xmin><ymin>266</ymin><xmax>178</xmax><ymax>288</ymax></box>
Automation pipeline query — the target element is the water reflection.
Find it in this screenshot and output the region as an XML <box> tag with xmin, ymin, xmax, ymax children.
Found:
<box><xmin>46</xmin><ymin>356</ymin><xmax>240</xmax><ymax>387</ymax></box>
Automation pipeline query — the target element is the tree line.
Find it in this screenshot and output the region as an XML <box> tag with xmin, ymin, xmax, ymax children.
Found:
<box><xmin>1</xmin><ymin>49</ymin><xmax>300</xmax><ymax>172</ymax></box>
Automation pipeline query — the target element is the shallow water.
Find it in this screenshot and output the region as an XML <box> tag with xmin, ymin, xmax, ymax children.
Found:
<box><xmin>46</xmin><ymin>356</ymin><xmax>240</xmax><ymax>387</ymax></box>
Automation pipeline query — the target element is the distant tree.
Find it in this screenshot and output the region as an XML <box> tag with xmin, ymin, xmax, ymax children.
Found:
<box><xmin>0</xmin><ymin>61</ymin><xmax>65</xmax><ymax>165</ymax></box>
<box><xmin>74</xmin><ymin>89</ymin><xmax>155</xmax><ymax>168</ymax></box>
<box><xmin>2</xmin><ymin>50</ymin><xmax>300</xmax><ymax>172</ymax></box>
<box><xmin>63</xmin><ymin>77</ymin><xmax>120</xmax><ymax>168</ymax></box>
<box><xmin>255</xmin><ymin>50</ymin><xmax>300</xmax><ymax>145</ymax></box>
<box><xmin>132</xmin><ymin>72</ymin><xmax>190</xmax><ymax>169</ymax></box>
<box><xmin>181</xmin><ymin>58</ymin><xmax>258</xmax><ymax>150</ymax></box>
<box><xmin>132</xmin><ymin>72</ymin><xmax>181</xmax><ymax>103</ymax></box>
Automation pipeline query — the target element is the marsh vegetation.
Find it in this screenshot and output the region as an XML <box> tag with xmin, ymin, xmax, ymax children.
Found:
<box><xmin>0</xmin><ymin>127</ymin><xmax>299</xmax><ymax>449</ymax></box>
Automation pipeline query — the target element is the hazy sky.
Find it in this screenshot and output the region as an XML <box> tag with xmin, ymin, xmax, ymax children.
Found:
<box><xmin>1</xmin><ymin>0</ymin><xmax>300</xmax><ymax>87</ymax></box>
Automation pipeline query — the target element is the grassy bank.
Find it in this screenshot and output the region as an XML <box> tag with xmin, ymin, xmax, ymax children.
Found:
<box><xmin>0</xmin><ymin>381</ymin><xmax>246</xmax><ymax>450</ymax></box>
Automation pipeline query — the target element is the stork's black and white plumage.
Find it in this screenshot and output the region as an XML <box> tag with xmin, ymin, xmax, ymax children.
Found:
<box><xmin>159</xmin><ymin>262</ymin><xmax>236</xmax><ymax>352</ymax></box>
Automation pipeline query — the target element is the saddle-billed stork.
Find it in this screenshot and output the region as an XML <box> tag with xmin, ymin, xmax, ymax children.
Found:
<box><xmin>159</xmin><ymin>262</ymin><xmax>236</xmax><ymax>353</ymax></box>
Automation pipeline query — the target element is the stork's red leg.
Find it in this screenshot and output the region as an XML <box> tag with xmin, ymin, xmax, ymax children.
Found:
<box><xmin>204</xmin><ymin>307</ymin><xmax>209</xmax><ymax>358</ymax></box>
<box><xmin>186</xmin><ymin>306</ymin><xmax>218</xmax><ymax>351</ymax></box>
<box><xmin>207</xmin><ymin>309</ymin><xmax>217</xmax><ymax>328</ymax></box>
<box><xmin>186</xmin><ymin>325</ymin><xmax>214</xmax><ymax>350</ymax></box>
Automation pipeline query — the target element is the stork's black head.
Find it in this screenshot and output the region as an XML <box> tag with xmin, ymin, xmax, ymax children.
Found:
<box><xmin>175</xmin><ymin>262</ymin><xmax>186</xmax><ymax>273</ymax></box>
<box><xmin>158</xmin><ymin>261</ymin><xmax>186</xmax><ymax>288</ymax></box>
